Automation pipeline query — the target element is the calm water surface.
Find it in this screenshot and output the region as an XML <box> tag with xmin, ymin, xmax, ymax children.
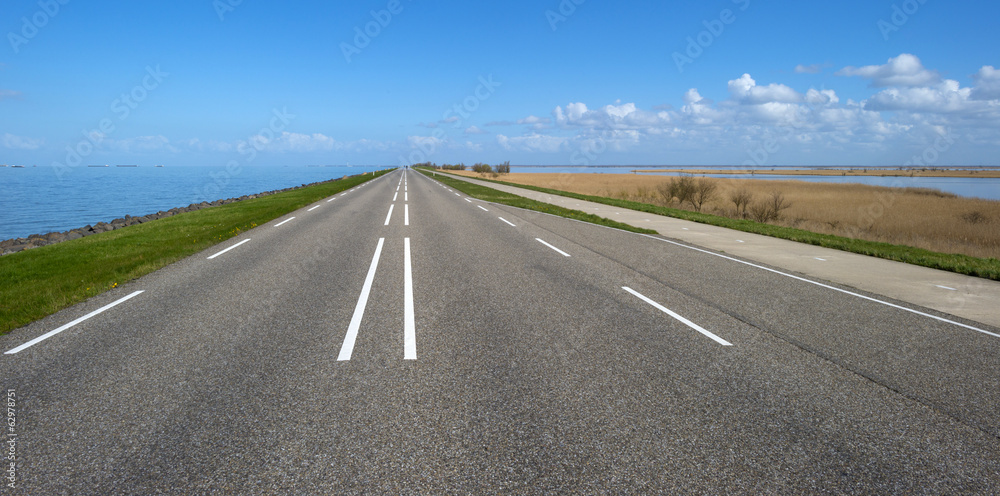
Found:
<box><xmin>0</xmin><ymin>165</ymin><xmax>384</xmax><ymax>240</ymax></box>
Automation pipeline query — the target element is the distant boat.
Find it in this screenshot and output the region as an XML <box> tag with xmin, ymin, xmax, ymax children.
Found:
<box><xmin>0</xmin><ymin>164</ymin><xmax>7</xmax><ymax>167</ymax></box>
<box><xmin>155</xmin><ymin>165</ymin><xmax>164</xmax><ymax>168</ymax></box>
<box><xmin>88</xmin><ymin>165</ymin><xmax>109</xmax><ymax>167</ymax></box>
<box><xmin>116</xmin><ymin>164</ymin><xmax>138</xmax><ymax>168</ymax></box>
<box><xmin>10</xmin><ymin>165</ymin><xmax>25</xmax><ymax>168</ymax></box>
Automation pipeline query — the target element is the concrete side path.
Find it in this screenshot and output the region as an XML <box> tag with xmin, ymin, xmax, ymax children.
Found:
<box><xmin>439</xmin><ymin>172</ymin><xmax>1000</xmax><ymax>329</ymax></box>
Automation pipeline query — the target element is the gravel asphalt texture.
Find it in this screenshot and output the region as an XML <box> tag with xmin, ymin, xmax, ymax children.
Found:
<box><xmin>2</xmin><ymin>169</ymin><xmax>999</xmax><ymax>494</ymax></box>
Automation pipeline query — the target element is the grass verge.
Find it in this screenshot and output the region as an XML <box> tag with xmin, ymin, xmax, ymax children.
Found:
<box><xmin>416</xmin><ymin>169</ymin><xmax>657</xmax><ymax>236</ymax></box>
<box><xmin>0</xmin><ymin>170</ymin><xmax>392</xmax><ymax>336</ymax></box>
<box><xmin>434</xmin><ymin>170</ymin><xmax>1000</xmax><ymax>281</ymax></box>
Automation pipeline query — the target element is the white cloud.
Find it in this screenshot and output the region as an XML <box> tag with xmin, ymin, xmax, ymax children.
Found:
<box><xmin>464</xmin><ymin>125</ymin><xmax>488</xmax><ymax>135</ymax></box>
<box><xmin>1</xmin><ymin>133</ymin><xmax>43</xmax><ymax>150</ymax></box>
<box><xmin>805</xmin><ymin>89</ymin><xmax>839</xmax><ymax>106</ymax></box>
<box><xmin>496</xmin><ymin>133</ymin><xmax>567</xmax><ymax>153</ymax></box>
<box><xmin>837</xmin><ymin>53</ymin><xmax>940</xmax><ymax>87</ymax></box>
<box><xmin>971</xmin><ymin>66</ymin><xmax>1000</xmax><ymax>100</ymax></box>
<box><xmin>517</xmin><ymin>115</ymin><xmax>550</xmax><ymax>125</ymax></box>
<box><xmin>727</xmin><ymin>74</ymin><xmax>802</xmax><ymax>104</ymax></box>
<box><xmin>795</xmin><ymin>64</ymin><xmax>823</xmax><ymax>74</ymax></box>
<box><xmin>865</xmin><ymin>80</ymin><xmax>974</xmax><ymax>113</ymax></box>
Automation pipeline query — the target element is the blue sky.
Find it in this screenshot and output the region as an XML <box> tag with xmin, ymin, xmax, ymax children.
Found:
<box><xmin>1</xmin><ymin>0</ymin><xmax>999</xmax><ymax>167</ymax></box>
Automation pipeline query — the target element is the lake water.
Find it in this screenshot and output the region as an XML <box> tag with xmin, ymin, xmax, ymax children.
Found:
<box><xmin>0</xmin><ymin>165</ymin><xmax>384</xmax><ymax>241</ymax></box>
<box><xmin>509</xmin><ymin>166</ymin><xmax>1000</xmax><ymax>201</ymax></box>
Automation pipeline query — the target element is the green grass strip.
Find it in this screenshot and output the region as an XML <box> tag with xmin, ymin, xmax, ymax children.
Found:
<box><xmin>0</xmin><ymin>170</ymin><xmax>393</xmax><ymax>336</ymax></box>
<box><xmin>433</xmin><ymin>170</ymin><xmax>1000</xmax><ymax>281</ymax></box>
<box><xmin>416</xmin><ymin>169</ymin><xmax>657</xmax><ymax>236</ymax></box>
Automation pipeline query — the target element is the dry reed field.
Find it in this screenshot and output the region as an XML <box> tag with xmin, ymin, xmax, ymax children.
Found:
<box><xmin>452</xmin><ymin>171</ymin><xmax>1000</xmax><ymax>260</ymax></box>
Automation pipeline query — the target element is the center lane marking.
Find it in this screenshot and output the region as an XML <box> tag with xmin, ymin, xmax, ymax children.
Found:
<box><xmin>477</xmin><ymin>206</ymin><xmax>489</xmax><ymax>212</ymax></box>
<box><xmin>499</xmin><ymin>217</ymin><xmax>516</xmax><ymax>227</ymax></box>
<box><xmin>275</xmin><ymin>217</ymin><xmax>295</xmax><ymax>227</ymax></box>
<box><xmin>384</xmin><ymin>204</ymin><xmax>395</xmax><ymax>226</ymax></box>
<box><xmin>308</xmin><ymin>205</ymin><xmax>321</xmax><ymax>212</ymax></box>
<box><xmin>338</xmin><ymin>238</ymin><xmax>385</xmax><ymax>361</ymax></box>
<box><xmin>536</xmin><ymin>238</ymin><xmax>571</xmax><ymax>257</ymax></box>
<box><xmin>404</xmin><ymin>238</ymin><xmax>416</xmax><ymax>360</ymax></box>
<box><xmin>404</xmin><ymin>204</ymin><xmax>410</xmax><ymax>226</ymax></box>
<box><xmin>623</xmin><ymin>287</ymin><xmax>733</xmax><ymax>346</ymax></box>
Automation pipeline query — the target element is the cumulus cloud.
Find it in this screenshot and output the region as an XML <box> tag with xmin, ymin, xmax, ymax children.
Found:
<box><xmin>553</xmin><ymin>101</ymin><xmax>671</xmax><ymax>130</ymax></box>
<box><xmin>805</xmin><ymin>89</ymin><xmax>839</xmax><ymax>106</ymax></box>
<box><xmin>865</xmin><ymin>80</ymin><xmax>974</xmax><ymax>113</ymax></box>
<box><xmin>727</xmin><ymin>74</ymin><xmax>802</xmax><ymax>104</ymax></box>
<box><xmin>464</xmin><ymin>125</ymin><xmax>488</xmax><ymax>135</ymax></box>
<box><xmin>971</xmin><ymin>66</ymin><xmax>1000</xmax><ymax>100</ymax></box>
<box><xmin>837</xmin><ymin>53</ymin><xmax>940</xmax><ymax>87</ymax></box>
<box><xmin>1</xmin><ymin>133</ymin><xmax>43</xmax><ymax>150</ymax></box>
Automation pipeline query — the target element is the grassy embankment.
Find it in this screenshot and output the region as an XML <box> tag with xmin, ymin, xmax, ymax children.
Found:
<box><xmin>415</xmin><ymin>168</ymin><xmax>656</xmax><ymax>236</ymax></box>
<box><xmin>440</xmin><ymin>170</ymin><xmax>1000</xmax><ymax>281</ymax></box>
<box><xmin>0</xmin><ymin>170</ymin><xmax>392</xmax><ymax>336</ymax></box>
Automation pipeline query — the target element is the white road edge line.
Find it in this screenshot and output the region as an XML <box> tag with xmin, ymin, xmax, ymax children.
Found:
<box><xmin>5</xmin><ymin>291</ymin><xmax>145</xmax><ymax>354</ymax></box>
<box><xmin>536</xmin><ymin>238</ymin><xmax>571</xmax><ymax>257</ymax></box>
<box><xmin>499</xmin><ymin>217</ymin><xmax>516</xmax><ymax>227</ymax></box>
<box><xmin>207</xmin><ymin>239</ymin><xmax>251</xmax><ymax>260</ymax></box>
<box><xmin>384</xmin><ymin>204</ymin><xmax>395</xmax><ymax>226</ymax></box>
<box><xmin>404</xmin><ymin>238</ymin><xmax>416</xmax><ymax>360</ymax></box>
<box><xmin>639</xmin><ymin>234</ymin><xmax>1000</xmax><ymax>338</ymax></box>
<box><xmin>275</xmin><ymin>217</ymin><xmax>295</xmax><ymax>227</ymax></box>
<box><xmin>338</xmin><ymin>238</ymin><xmax>385</xmax><ymax>361</ymax></box>
<box><xmin>623</xmin><ymin>287</ymin><xmax>733</xmax><ymax>346</ymax></box>
<box><xmin>441</xmin><ymin>192</ymin><xmax>1000</xmax><ymax>339</ymax></box>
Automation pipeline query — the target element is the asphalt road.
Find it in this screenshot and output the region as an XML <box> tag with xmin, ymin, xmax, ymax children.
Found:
<box><xmin>2</xmin><ymin>169</ymin><xmax>999</xmax><ymax>494</ymax></box>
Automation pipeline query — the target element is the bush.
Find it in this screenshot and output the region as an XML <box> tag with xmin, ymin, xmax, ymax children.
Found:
<box><xmin>472</xmin><ymin>163</ymin><xmax>493</xmax><ymax>176</ymax></box>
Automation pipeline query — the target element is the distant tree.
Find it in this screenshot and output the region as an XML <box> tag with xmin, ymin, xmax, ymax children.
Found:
<box><xmin>472</xmin><ymin>163</ymin><xmax>493</xmax><ymax>176</ymax></box>
<box><xmin>729</xmin><ymin>188</ymin><xmax>753</xmax><ymax>219</ymax></box>
<box><xmin>690</xmin><ymin>179</ymin><xmax>718</xmax><ymax>212</ymax></box>
<box><xmin>495</xmin><ymin>161</ymin><xmax>511</xmax><ymax>175</ymax></box>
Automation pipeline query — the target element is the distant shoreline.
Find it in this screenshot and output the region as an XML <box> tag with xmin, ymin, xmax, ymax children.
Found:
<box><xmin>633</xmin><ymin>168</ymin><xmax>1000</xmax><ymax>178</ymax></box>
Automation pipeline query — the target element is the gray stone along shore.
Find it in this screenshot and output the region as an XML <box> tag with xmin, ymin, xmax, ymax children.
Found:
<box><xmin>0</xmin><ymin>178</ymin><xmax>344</xmax><ymax>256</ymax></box>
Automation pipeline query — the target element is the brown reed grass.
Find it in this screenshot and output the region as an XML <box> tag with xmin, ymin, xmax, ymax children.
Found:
<box><xmin>452</xmin><ymin>171</ymin><xmax>1000</xmax><ymax>259</ymax></box>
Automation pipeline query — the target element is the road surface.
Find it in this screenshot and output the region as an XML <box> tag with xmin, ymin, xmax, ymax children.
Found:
<box><xmin>2</xmin><ymin>169</ymin><xmax>999</xmax><ymax>493</ymax></box>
